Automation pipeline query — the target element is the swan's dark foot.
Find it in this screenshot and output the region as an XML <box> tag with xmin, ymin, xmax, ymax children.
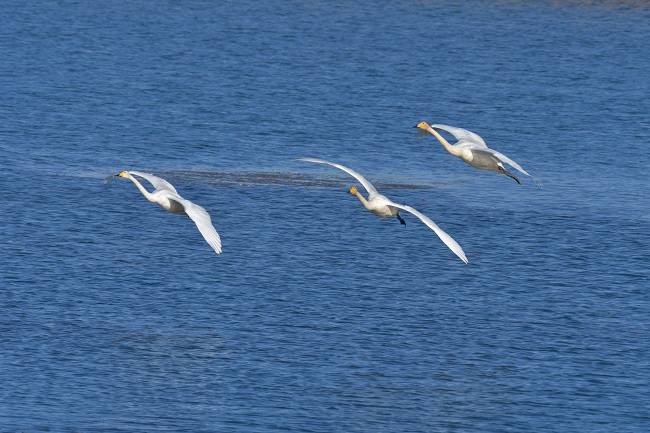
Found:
<box><xmin>396</xmin><ymin>212</ymin><xmax>406</xmax><ymax>226</ymax></box>
<box><xmin>499</xmin><ymin>166</ymin><xmax>521</xmax><ymax>184</ymax></box>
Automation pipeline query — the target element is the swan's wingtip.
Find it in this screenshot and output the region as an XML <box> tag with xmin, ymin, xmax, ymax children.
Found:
<box><xmin>528</xmin><ymin>175</ymin><xmax>543</xmax><ymax>188</ymax></box>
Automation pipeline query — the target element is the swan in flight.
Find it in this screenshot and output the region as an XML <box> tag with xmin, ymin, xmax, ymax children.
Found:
<box><xmin>103</xmin><ymin>171</ymin><xmax>222</xmax><ymax>254</ymax></box>
<box><xmin>295</xmin><ymin>157</ymin><xmax>468</xmax><ymax>264</ymax></box>
<box><xmin>414</xmin><ymin>121</ymin><xmax>542</xmax><ymax>187</ymax></box>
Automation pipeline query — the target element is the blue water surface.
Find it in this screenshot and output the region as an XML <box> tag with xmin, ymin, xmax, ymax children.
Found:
<box><xmin>1</xmin><ymin>1</ymin><xmax>649</xmax><ymax>432</ymax></box>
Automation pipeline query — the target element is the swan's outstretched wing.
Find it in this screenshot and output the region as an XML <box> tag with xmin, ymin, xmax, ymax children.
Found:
<box><xmin>472</xmin><ymin>148</ymin><xmax>543</xmax><ymax>187</ymax></box>
<box><xmin>176</xmin><ymin>197</ymin><xmax>222</xmax><ymax>254</ymax></box>
<box><xmin>429</xmin><ymin>124</ymin><xmax>488</xmax><ymax>148</ymax></box>
<box><xmin>130</xmin><ymin>171</ymin><xmax>179</xmax><ymax>195</ymax></box>
<box><xmin>296</xmin><ymin>158</ymin><xmax>379</xmax><ymax>197</ymax></box>
<box><xmin>388</xmin><ymin>201</ymin><xmax>468</xmax><ymax>264</ymax></box>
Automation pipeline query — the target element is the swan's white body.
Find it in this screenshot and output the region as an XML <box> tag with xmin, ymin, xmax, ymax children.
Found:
<box><xmin>107</xmin><ymin>170</ymin><xmax>222</xmax><ymax>254</ymax></box>
<box><xmin>415</xmin><ymin>121</ymin><xmax>542</xmax><ymax>187</ymax></box>
<box><xmin>296</xmin><ymin>158</ymin><xmax>468</xmax><ymax>264</ymax></box>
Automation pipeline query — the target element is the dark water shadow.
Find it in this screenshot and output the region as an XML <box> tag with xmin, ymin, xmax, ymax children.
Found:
<box><xmin>160</xmin><ymin>170</ymin><xmax>443</xmax><ymax>190</ymax></box>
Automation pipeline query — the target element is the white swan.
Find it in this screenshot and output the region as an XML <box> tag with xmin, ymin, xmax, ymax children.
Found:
<box><xmin>296</xmin><ymin>158</ymin><xmax>468</xmax><ymax>264</ymax></box>
<box><xmin>104</xmin><ymin>171</ymin><xmax>222</xmax><ymax>254</ymax></box>
<box><xmin>415</xmin><ymin>121</ymin><xmax>542</xmax><ymax>187</ymax></box>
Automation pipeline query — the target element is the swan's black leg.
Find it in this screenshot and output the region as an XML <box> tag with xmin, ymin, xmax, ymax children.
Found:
<box><xmin>499</xmin><ymin>166</ymin><xmax>521</xmax><ymax>184</ymax></box>
<box><xmin>396</xmin><ymin>212</ymin><xmax>406</xmax><ymax>226</ymax></box>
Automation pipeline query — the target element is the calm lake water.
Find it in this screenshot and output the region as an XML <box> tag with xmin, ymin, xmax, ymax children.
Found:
<box><xmin>1</xmin><ymin>0</ymin><xmax>649</xmax><ymax>432</ymax></box>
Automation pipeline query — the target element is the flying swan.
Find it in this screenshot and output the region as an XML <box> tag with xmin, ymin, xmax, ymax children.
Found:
<box><xmin>104</xmin><ymin>171</ymin><xmax>222</xmax><ymax>254</ymax></box>
<box><xmin>296</xmin><ymin>157</ymin><xmax>468</xmax><ymax>264</ymax></box>
<box><xmin>414</xmin><ymin>121</ymin><xmax>542</xmax><ymax>187</ymax></box>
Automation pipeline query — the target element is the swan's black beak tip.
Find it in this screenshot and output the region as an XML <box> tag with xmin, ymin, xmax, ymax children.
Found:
<box><xmin>101</xmin><ymin>173</ymin><xmax>120</xmax><ymax>184</ymax></box>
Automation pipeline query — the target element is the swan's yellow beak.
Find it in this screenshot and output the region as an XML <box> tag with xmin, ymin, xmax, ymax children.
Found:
<box><xmin>414</xmin><ymin>121</ymin><xmax>428</xmax><ymax>129</ymax></box>
<box><xmin>118</xmin><ymin>171</ymin><xmax>127</xmax><ymax>177</ymax></box>
<box><xmin>348</xmin><ymin>186</ymin><xmax>357</xmax><ymax>195</ymax></box>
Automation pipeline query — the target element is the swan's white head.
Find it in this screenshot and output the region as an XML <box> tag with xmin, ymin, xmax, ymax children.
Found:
<box><xmin>414</xmin><ymin>121</ymin><xmax>430</xmax><ymax>130</ymax></box>
<box><xmin>348</xmin><ymin>186</ymin><xmax>359</xmax><ymax>195</ymax></box>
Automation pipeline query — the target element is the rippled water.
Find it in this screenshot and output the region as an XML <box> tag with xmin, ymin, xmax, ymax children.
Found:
<box><xmin>1</xmin><ymin>1</ymin><xmax>649</xmax><ymax>432</ymax></box>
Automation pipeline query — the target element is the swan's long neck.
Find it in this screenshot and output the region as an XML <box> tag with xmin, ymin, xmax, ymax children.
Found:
<box><xmin>128</xmin><ymin>176</ymin><xmax>156</xmax><ymax>203</ymax></box>
<box><xmin>352</xmin><ymin>190</ymin><xmax>372</xmax><ymax>210</ymax></box>
<box><xmin>426</xmin><ymin>126</ymin><xmax>462</xmax><ymax>156</ymax></box>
